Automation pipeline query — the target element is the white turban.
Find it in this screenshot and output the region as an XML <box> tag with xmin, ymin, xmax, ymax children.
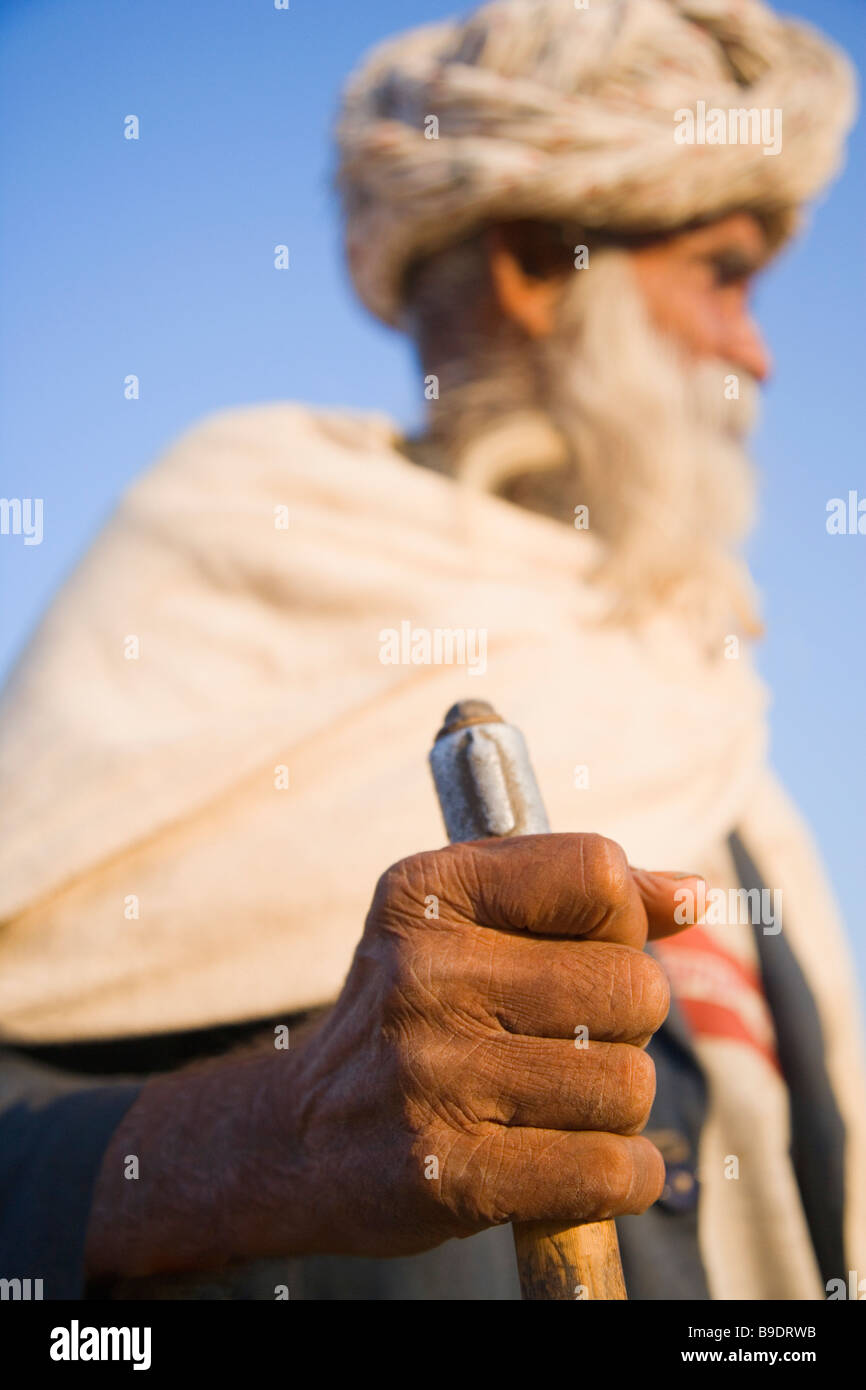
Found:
<box><xmin>336</xmin><ymin>0</ymin><xmax>857</xmax><ymax>325</ymax></box>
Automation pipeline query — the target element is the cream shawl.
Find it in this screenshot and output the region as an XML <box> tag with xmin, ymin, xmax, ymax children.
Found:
<box><xmin>0</xmin><ymin>403</ymin><xmax>863</xmax><ymax>1274</ymax></box>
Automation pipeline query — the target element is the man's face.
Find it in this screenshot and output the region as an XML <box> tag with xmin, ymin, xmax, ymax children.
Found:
<box><xmin>628</xmin><ymin>213</ymin><xmax>771</xmax><ymax>383</ymax></box>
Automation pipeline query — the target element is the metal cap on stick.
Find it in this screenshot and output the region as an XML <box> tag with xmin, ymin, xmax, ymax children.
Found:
<box><xmin>429</xmin><ymin>700</ymin><xmax>550</xmax><ymax>843</ymax></box>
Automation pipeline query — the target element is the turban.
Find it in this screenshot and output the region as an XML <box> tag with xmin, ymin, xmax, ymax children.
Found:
<box><xmin>336</xmin><ymin>0</ymin><xmax>857</xmax><ymax>325</ymax></box>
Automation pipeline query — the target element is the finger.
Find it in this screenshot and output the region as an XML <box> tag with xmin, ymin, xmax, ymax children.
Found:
<box><xmin>467</xmin><ymin>1037</ymin><xmax>656</xmax><ymax>1134</ymax></box>
<box><xmin>629</xmin><ymin>868</ymin><xmax>707</xmax><ymax>941</ymax></box>
<box><xmin>441</xmin><ymin>833</ymin><xmax>650</xmax><ymax>948</ymax></box>
<box><xmin>448</xmin><ymin>933</ymin><xmax>670</xmax><ymax>1042</ymax></box>
<box><xmin>445</xmin><ymin>1128</ymin><xmax>664</xmax><ymax>1226</ymax></box>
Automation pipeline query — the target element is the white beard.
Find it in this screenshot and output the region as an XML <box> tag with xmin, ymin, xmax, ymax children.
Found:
<box><xmin>539</xmin><ymin>249</ymin><xmax>763</xmax><ymax>638</ymax></box>
<box><xmin>450</xmin><ymin>248</ymin><xmax>764</xmax><ymax>643</ymax></box>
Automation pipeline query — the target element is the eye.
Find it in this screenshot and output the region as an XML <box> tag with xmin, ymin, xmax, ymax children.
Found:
<box><xmin>709</xmin><ymin>254</ymin><xmax>751</xmax><ymax>288</ymax></box>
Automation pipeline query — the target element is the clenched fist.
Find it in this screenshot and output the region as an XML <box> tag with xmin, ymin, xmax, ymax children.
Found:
<box><xmin>86</xmin><ymin>833</ymin><xmax>699</xmax><ymax>1279</ymax></box>
<box><xmin>286</xmin><ymin>833</ymin><xmax>694</xmax><ymax>1256</ymax></box>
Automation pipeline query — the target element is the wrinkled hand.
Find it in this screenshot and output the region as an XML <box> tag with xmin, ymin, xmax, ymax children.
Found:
<box><xmin>86</xmin><ymin>833</ymin><xmax>702</xmax><ymax>1281</ymax></box>
<box><xmin>291</xmin><ymin>833</ymin><xmax>699</xmax><ymax>1257</ymax></box>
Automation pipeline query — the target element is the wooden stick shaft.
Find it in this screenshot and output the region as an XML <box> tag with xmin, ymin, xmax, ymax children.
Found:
<box><xmin>513</xmin><ymin>1219</ymin><xmax>627</xmax><ymax>1300</ymax></box>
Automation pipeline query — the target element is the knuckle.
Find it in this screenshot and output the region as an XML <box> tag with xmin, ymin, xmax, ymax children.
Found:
<box><xmin>622</xmin><ymin>1047</ymin><xmax>657</xmax><ymax>1129</ymax></box>
<box><xmin>591</xmin><ymin>1134</ymin><xmax>663</xmax><ymax>1213</ymax></box>
<box><xmin>625</xmin><ymin>950</ymin><xmax>671</xmax><ymax>1030</ymax></box>
<box><xmin>595</xmin><ymin>1135</ymin><xmax>640</xmax><ymax>1209</ymax></box>
<box><xmin>372</xmin><ymin>856</ymin><xmax>420</xmax><ymax>915</ymax></box>
<box><xmin>633</xmin><ymin>1136</ymin><xmax>666</xmax><ymax>1206</ymax></box>
<box><xmin>594</xmin><ymin>1045</ymin><xmax>655</xmax><ymax>1131</ymax></box>
<box><xmin>371</xmin><ymin>850</ymin><xmax>453</xmax><ymax>929</ymax></box>
<box><xmin>440</xmin><ymin>1131</ymin><xmax>513</xmax><ymax>1229</ymax></box>
<box><xmin>384</xmin><ymin>944</ymin><xmax>427</xmax><ymax>1004</ymax></box>
<box><xmin>579</xmin><ymin>834</ymin><xmax>631</xmax><ymax>909</ymax></box>
<box><xmin>376</xmin><ymin>842</ymin><xmax>483</xmax><ymax>925</ymax></box>
<box><xmin>439</xmin><ymin>841</ymin><xmax>487</xmax><ymax>915</ymax></box>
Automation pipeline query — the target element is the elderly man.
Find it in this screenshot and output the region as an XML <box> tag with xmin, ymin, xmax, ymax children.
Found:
<box><xmin>0</xmin><ymin>0</ymin><xmax>863</xmax><ymax>1302</ymax></box>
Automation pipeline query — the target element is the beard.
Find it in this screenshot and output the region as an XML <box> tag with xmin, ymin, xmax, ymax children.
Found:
<box><xmin>446</xmin><ymin>248</ymin><xmax>763</xmax><ymax>642</ymax></box>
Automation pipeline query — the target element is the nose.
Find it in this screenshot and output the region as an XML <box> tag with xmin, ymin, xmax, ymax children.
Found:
<box><xmin>726</xmin><ymin>311</ymin><xmax>772</xmax><ymax>383</ymax></box>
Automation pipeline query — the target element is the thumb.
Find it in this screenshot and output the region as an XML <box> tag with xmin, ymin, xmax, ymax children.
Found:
<box><xmin>630</xmin><ymin>868</ymin><xmax>706</xmax><ymax>941</ymax></box>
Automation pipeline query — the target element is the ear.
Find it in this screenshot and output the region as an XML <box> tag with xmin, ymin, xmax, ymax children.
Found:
<box><xmin>483</xmin><ymin>225</ymin><xmax>563</xmax><ymax>339</ymax></box>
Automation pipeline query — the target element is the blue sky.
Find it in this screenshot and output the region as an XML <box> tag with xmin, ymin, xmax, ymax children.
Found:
<box><xmin>1</xmin><ymin>0</ymin><xmax>864</xmax><ymax>995</ymax></box>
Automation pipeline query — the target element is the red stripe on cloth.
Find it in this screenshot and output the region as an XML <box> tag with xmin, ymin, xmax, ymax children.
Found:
<box><xmin>654</xmin><ymin>926</ymin><xmax>781</xmax><ymax>1075</ymax></box>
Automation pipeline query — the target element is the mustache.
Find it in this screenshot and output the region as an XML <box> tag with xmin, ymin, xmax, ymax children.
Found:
<box><xmin>687</xmin><ymin>359</ymin><xmax>760</xmax><ymax>441</ymax></box>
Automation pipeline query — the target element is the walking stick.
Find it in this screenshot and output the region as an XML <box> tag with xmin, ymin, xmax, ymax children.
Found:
<box><xmin>429</xmin><ymin>698</ymin><xmax>628</xmax><ymax>1301</ymax></box>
